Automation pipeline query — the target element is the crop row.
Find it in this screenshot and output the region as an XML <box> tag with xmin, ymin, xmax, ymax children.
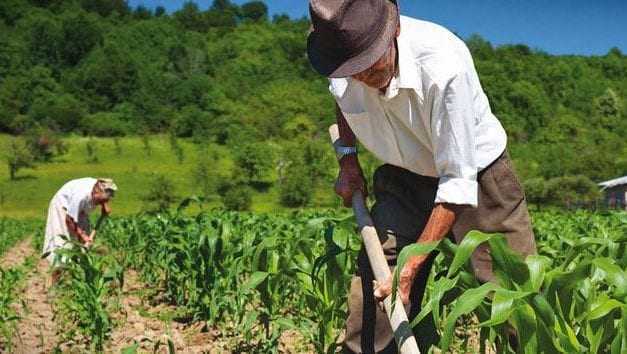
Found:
<box><xmin>52</xmin><ymin>205</ymin><xmax>626</xmax><ymax>353</ymax></box>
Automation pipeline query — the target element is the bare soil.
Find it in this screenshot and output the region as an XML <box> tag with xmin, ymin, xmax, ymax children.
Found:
<box><xmin>0</xmin><ymin>238</ymin><xmax>34</xmax><ymax>269</ymax></box>
<box><xmin>0</xmin><ymin>238</ymin><xmax>59</xmax><ymax>354</ymax></box>
<box><xmin>107</xmin><ymin>270</ymin><xmax>313</xmax><ymax>353</ymax></box>
<box><xmin>3</xmin><ymin>241</ymin><xmax>484</xmax><ymax>353</ymax></box>
<box><xmin>11</xmin><ymin>258</ymin><xmax>60</xmax><ymax>354</ymax></box>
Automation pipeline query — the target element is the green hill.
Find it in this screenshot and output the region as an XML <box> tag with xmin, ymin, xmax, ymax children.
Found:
<box><xmin>1</xmin><ymin>1</ymin><xmax>626</xmax><ymax>216</ymax></box>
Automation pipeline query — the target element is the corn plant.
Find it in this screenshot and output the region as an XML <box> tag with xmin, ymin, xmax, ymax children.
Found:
<box><xmin>394</xmin><ymin>211</ymin><xmax>627</xmax><ymax>353</ymax></box>
<box><xmin>96</xmin><ymin>205</ymin><xmax>624</xmax><ymax>353</ymax></box>
<box><xmin>54</xmin><ymin>237</ymin><xmax>124</xmax><ymax>352</ymax></box>
<box><xmin>0</xmin><ymin>267</ymin><xmax>25</xmax><ymax>350</ymax></box>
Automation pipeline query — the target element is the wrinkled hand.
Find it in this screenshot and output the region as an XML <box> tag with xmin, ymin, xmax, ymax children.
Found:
<box><xmin>374</xmin><ymin>255</ymin><xmax>428</xmax><ymax>305</ymax></box>
<box><xmin>335</xmin><ymin>155</ymin><xmax>367</xmax><ymax>207</ymax></box>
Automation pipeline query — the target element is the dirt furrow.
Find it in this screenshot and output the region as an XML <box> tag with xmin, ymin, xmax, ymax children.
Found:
<box><xmin>107</xmin><ymin>270</ymin><xmax>218</xmax><ymax>353</ymax></box>
<box><xmin>0</xmin><ymin>237</ymin><xmax>61</xmax><ymax>354</ymax></box>
<box><xmin>0</xmin><ymin>238</ymin><xmax>34</xmax><ymax>269</ymax></box>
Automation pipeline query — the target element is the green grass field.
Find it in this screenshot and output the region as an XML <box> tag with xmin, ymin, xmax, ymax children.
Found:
<box><xmin>0</xmin><ymin>134</ymin><xmax>339</xmax><ymax>219</ymax></box>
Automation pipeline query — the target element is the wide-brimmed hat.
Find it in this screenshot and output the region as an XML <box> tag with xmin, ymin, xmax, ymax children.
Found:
<box><xmin>307</xmin><ymin>0</ymin><xmax>399</xmax><ymax>78</ymax></box>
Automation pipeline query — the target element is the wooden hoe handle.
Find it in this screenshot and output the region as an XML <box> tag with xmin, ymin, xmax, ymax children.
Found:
<box><xmin>329</xmin><ymin>125</ymin><xmax>421</xmax><ymax>354</ymax></box>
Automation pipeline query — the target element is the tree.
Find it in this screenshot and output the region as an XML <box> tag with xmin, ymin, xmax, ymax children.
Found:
<box><xmin>73</xmin><ymin>44</ymin><xmax>139</xmax><ymax>110</ymax></box>
<box><xmin>132</xmin><ymin>5</ymin><xmax>152</xmax><ymax>20</ymax></box>
<box><xmin>59</xmin><ymin>10</ymin><xmax>102</xmax><ymax>66</ymax></box>
<box><xmin>222</xmin><ymin>185</ymin><xmax>252</xmax><ymax>211</ymax></box>
<box><xmin>29</xmin><ymin>93</ymin><xmax>87</xmax><ymax>132</ymax></box>
<box><xmin>174</xmin><ymin>2</ymin><xmax>208</xmax><ymax>32</ymax></box>
<box><xmin>545</xmin><ymin>175</ymin><xmax>601</xmax><ymax>209</ymax></box>
<box><xmin>594</xmin><ymin>88</ymin><xmax>621</xmax><ymax>128</ymax></box>
<box><xmin>23</xmin><ymin>127</ymin><xmax>67</xmax><ymax>162</ymax></box>
<box><xmin>466</xmin><ymin>34</ymin><xmax>493</xmax><ymax>60</ymax></box>
<box><xmin>279</xmin><ymin>165</ymin><xmax>312</xmax><ymax>207</ymax></box>
<box><xmin>19</xmin><ymin>11</ymin><xmax>62</xmax><ymax>67</ymax></box>
<box><xmin>143</xmin><ymin>174</ymin><xmax>178</xmax><ymax>211</ymax></box>
<box><xmin>240</xmin><ymin>1</ymin><xmax>268</xmax><ymax>22</ymax></box>
<box><xmin>155</xmin><ymin>6</ymin><xmax>166</xmax><ymax>17</ymax></box>
<box><xmin>7</xmin><ymin>138</ymin><xmax>34</xmax><ymax>180</ymax></box>
<box><xmin>233</xmin><ymin>142</ymin><xmax>274</xmax><ymax>183</ymax></box>
<box><xmin>80</xmin><ymin>0</ymin><xmax>129</xmax><ymax>17</ymax></box>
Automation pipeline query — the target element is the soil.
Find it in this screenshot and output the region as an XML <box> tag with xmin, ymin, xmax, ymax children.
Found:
<box><xmin>3</xmin><ymin>240</ymin><xmax>482</xmax><ymax>354</ymax></box>
<box><xmin>107</xmin><ymin>270</ymin><xmax>313</xmax><ymax>353</ymax></box>
<box><xmin>0</xmin><ymin>238</ymin><xmax>59</xmax><ymax>354</ymax></box>
<box><xmin>0</xmin><ymin>238</ymin><xmax>34</xmax><ymax>269</ymax></box>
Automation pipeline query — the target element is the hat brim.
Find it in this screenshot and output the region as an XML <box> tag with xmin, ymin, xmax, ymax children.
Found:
<box><xmin>307</xmin><ymin>2</ymin><xmax>399</xmax><ymax>78</ymax></box>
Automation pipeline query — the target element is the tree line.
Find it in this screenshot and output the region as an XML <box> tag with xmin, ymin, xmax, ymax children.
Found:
<box><xmin>1</xmin><ymin>0</ymin><xmax>626</xmax><ymax>208</ymax></box>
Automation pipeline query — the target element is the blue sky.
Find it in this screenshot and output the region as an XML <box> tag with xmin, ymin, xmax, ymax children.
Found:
<box><xmin>128</xmin><ymin>0</ymin><xmax>627</xmax><ymax>56</ymax></box>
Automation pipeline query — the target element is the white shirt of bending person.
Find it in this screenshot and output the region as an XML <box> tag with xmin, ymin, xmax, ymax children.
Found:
<box><xmin>330</xmin><ymin>16</ymin><xmax>507</xmax><ymax>208</ymax></box>
<box><xmin>43</xmin><ymin>177</ymin><xmax>98</xmax><ymax>265</ymax></box>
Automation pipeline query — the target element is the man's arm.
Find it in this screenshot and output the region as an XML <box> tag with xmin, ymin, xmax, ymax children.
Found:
<box><xmin>375</xmin><ymin>73</ymin><xmax>479</xmax><ymax>303</ymax></box>
<box><xmin>335</xmin><ymin>104</ymin><xmax>368</xmax><ymax>207</ymax></box>
<box><xmin>374</xmin><ymin>204</ymin><xmax>458</xmax><ymax>303</ymax></box>
<box><xmin>65</xmin><ymin>215</ymin><xmax>91</xmax><ymax>244</ymax></box>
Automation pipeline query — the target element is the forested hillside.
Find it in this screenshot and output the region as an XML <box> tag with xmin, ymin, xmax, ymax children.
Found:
<box><xmin>1</xmin><ymin>0</ymin><xmax>626</xmax><ymax>208</ymax></box>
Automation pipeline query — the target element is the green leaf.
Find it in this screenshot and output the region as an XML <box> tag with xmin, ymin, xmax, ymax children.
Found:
<box><xmin>479</xmin><ymin>289</ymin><xmax>531</xmax><ymax>327</ymax></box>
<box><xmin>447</xmin><ymin>230</ymin><xmax>495</xmax><ymax>277</ymax></box>
<box><xmin>587</xmin><ymin>297</ymin><xmax>624</xmax><ymax>320</ymax></box>
<box><xmin>531</xmin><ymin>294</ymin><xmax>556</xmax><ymax>328</ymax></box>
<box><xmin>592</xmin><ymin>258</ymin><xmax>627</xmax><ymax>298</ymax></box>
<box><xmin>410</xmin><ymin>275</ymin><xmax>459</xmax><ymax>328</ymax></box>
<box><xmin>121</xmin><ymin>343</ymin><xmax>139</xmax><ymax>354</ymax></box>
<box><xmin>242</xmin><ymin>271</ymin><xmax>269</xmax><ymax>291</ymax></box>
<box><xmin>440</xmin><ymin>282</ymin><xmax>499</xmax><ymax>352</ymax></box>
<box><xmin>524</xmin><ymin>255</ymin><xmax>550</xmax><ymax>292</ymax></box>
<box><xmin>488</xmin><ymin>235</ymin><xmax>530</xmax><ymax>288</ymax></box>
<box><xmin>511</xmin><ymin>303</ymin><xmax>538</xmax><ymax>354</ymax></box>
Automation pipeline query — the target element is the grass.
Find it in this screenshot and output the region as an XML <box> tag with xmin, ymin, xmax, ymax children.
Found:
<box><xmin>0</xmin><ymin>134</ymin><xmax>341</xmax><ymax>219</ymax></box>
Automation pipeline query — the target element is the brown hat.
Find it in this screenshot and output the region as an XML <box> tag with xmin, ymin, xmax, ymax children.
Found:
<box><xmin>307</xmin><ymin>0</ymin><xmax>399</xmax><ymax>78</ymax></box>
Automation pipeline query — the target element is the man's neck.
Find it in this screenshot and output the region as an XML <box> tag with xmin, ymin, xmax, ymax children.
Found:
<box><xmin>379</xmin><ymin>39</ymin><xmax>400</xmax><ymax>95</ymax></box>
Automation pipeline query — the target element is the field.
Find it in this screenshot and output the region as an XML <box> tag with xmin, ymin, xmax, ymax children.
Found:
<box><xmin>0</xmin><ymin>134</ymin><xmax>340</xmax><ymax>219</ymax></box>
<box><xmin>0</xmin><ymin>207</ymin><xmax>625</xmax><ymax>353</ymax></box>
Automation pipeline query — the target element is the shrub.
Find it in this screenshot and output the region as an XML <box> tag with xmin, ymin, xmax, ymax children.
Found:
<box><xmin>233</xmin><ymin>142</ymin><xmax>274</xmax><ymax>183</ymax></box>
<box><xmin>6</xmin><ymin>138</ymin><xmax>34</xmax><ymax>180</ymax></box>
<box><xmin>222</xmin><ymin>185</ymin><xmax>252</xmax><ymax>211</ymax></box>
<box><xmin>23</xmin><ymin>127</ymin><xmax>67</xmax><ymax>162</ymax></box>
<box><xmin>279</xmin><ymin>168</ymin><xmax>312</xmax><ymax>207</ymax></box>
<box><xmin>80</xmin><ymin>112</ymin><xmax>132</xmax><ymax>137</ymax></box>
<box><xmin>85</xmin><ymin>138</ymin><xmax>99</xmax><ymax>164</ymax></box>
<box><xmin>142</xmin><ymin>174</ymin><xmax>178</xmax><ymax>211</ymax></box>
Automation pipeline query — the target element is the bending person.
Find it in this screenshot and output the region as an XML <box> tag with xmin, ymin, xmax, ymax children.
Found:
<box><xmin>43</xmin><ymin>178</ymin><xmax>117</xmax><ymax>282</ymax></box>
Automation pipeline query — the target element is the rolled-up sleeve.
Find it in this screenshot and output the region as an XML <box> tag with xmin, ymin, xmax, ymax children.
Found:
<box><xmin>431</xmin><ymin>72</ymin><xmax>479</xmax><ymax>207</ymax></box>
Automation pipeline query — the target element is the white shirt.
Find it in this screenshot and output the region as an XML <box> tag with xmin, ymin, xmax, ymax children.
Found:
<box><xmin>43</xmin><ymin>178</ymin><xmax>97</xmax><ymax>263</ymax></box>
<box><xmin>330</xmin><ymin>16</ymin><xmax>507</xmax><ymax>207</ymax></box>
<box><xmin>52</xmin><ymin>177</ymin><xmax>98</xmax><ymax>222</ymax></box>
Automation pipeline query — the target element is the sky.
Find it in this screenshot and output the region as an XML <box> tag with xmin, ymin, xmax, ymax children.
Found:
<box><xmin>128</xmin><ymin>0</ymin><xmax>627</xmax><ymax>56</ymax></box>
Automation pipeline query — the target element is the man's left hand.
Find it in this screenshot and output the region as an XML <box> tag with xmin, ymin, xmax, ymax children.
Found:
<box><xmin>374</xmin><ymin>255</ymin><xmax>428</xmax><ymax>304</ymax></box>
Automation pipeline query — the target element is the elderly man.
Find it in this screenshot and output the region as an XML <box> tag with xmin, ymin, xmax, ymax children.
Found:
<box><xmin>307</xmin><ymin>0</ymin><xmax>536</xmax><ymax>353</ymax></box>
<box><xmin>43</xmin><ymin>178</ymin><xmax>117</xmax><ymax>272</ymax></box>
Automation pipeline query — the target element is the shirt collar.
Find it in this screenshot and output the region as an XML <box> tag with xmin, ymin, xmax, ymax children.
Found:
<box><xmin>381</xmin><ymin>33</ymin><xmax>422</xmax><ymax>100</ymax></box>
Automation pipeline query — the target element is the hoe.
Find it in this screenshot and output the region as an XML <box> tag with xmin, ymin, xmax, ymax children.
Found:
<box><xmin>329</xmin><ymin>124</ymin><xmax>420</xmax><ymax>354</ymax></box>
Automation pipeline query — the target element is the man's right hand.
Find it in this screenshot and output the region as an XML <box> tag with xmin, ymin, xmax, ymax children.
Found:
<box><xmin>335</xmin><ymin>154</ymin><xmax>368</xmax><ymax>207</ymax></box>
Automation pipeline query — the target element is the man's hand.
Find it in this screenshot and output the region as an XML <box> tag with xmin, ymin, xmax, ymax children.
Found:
<box><xmin>374</xmin><ymin>254</ymin><xmax>429</xmax><ymax>304</ymax></box>
<box><xmin>335</xmin><ymin>154</ymin><xmax>367</xmax><ymax>207</ymax></box>
<box><xmin>101</xmin><ymin>202</ymin><xmax>111</xmax><ymax>216</ymax></box>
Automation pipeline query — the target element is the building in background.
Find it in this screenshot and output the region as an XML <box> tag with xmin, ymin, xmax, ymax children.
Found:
<box><xmin>599</xmin><ymin>176</ymin><xmax>627</xmax><ymax>210</ymax></box>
